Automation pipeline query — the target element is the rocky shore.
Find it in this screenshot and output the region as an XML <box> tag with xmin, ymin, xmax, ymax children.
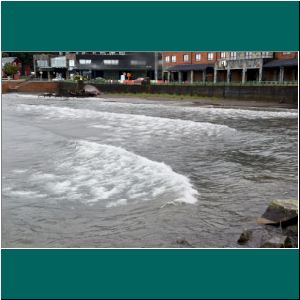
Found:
<box><xmin>238</xmin><ymin>199</ymin><xmax>298</xmax><ymax>248</ymax></box>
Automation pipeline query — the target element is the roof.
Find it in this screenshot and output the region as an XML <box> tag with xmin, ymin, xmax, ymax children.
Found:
<box><xmin>1</xmin><ymin>57</ymin><xmax>18</xmax><ymax>67</ymax></box>
<box><xmin>166</xmin><ymin>63</ymin><xmax>214</xmax><ymax>71</ymax></box>
<box><xmin>264</xmin><ymin>58</ymin><xmax>298</xmax><ymax>68</ymax></box>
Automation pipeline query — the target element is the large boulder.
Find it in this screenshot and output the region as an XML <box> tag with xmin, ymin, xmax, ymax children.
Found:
<box><xmin>84</xmin><ymin>84</ymin><xmax>101</xmax><ymax>96</ymax></box>
<box><xmin>257</xmin><ymin>199</ymin><xmax>298</xmax><ymax>227</ymax></box>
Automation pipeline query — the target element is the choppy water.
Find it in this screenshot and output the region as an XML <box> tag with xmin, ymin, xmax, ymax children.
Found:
<box><xmin>1</xmin><ymin>93</ymin><xmax>298</xmax><ymax>248</ymax></box>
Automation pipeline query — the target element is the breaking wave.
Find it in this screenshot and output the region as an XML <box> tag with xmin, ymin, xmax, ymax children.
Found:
<box><xmin>28</xmin><ymin>140</ymin><xmax>199</xmax><ymax>207</ymax></box>
<box><xmin>16</xmin><ymin>104</ymin><xmax>236</xmax><ymax>137</ymax></box>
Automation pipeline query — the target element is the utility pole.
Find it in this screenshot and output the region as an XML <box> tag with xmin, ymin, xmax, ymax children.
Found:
<box><xmin>154</xmin><ymin>51</ymin><xmax>158</xmax><ymax>81</ymax></box>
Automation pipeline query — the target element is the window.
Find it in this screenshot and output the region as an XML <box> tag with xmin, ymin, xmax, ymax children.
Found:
<box><xmin>79</xmin><ymin>59</ymin><xmax>92</xmax><ymax>65</ymax></box>
<box><xmin>195</xmin><ymin>53</ymin><xmax>201</xmax><ymax>61</ymax></box>
<box><xmin>207</xmin><ymin>52</ymin><xmax>214</xmax><ymax>60</ymax></box>
<box><xmin>130</xmin><ymin>60</ymin><xmax>146</xmax><ymax>66</ymax></box>
<box><xmin>69</xmin><ymin>60</ymin><xmax>75</xmax><ymax>67</ymax></box>
<box><xmin>165</xmin><ymin>56</ymin><xmax>170</xmax><ymax>63</ymax></box>
<box><xmin>230</xmin><ymin>52</ymin><xmax>237</xmax><ymax>59</ymax></box>
<box><xmin>220</xmin><ymin>52</ymin><xmax>226</xmax><ymax>59</ymax></box>
<box><xmin>37</xmin><ymin>60</ymin><xmax>48</xmax><ymax>67</ymax></box>
<box><xmin>103</xmin><ymin>60</ymin><xmax>119</xmax><ymax>65</ymax></box>
<box><xmin>245</xmin><ymin>52</ymin><xmax>252</xmax><ymax>59</ymax></box>
<box><xmin>262</xmin><ymin>51</ymin><xmax>273</xmax><ymax>58</ymax></box>
<box><xmin>171</xmin><ymin>56</ymin><xmax>176</xmax><ymax>62</ymax></box>
<box><xmin>183</xmin><ymin>54</ymin><xmax>189</xmax><ymax>62</ymax></box>
<box><xmin>51</xmin><ymin>56</ymin><xmax>67</xmax><ymax>67</ymax></box>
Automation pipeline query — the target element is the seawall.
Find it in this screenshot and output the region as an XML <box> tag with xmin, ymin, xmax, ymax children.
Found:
<box><xmin>2</xmin><ymin>81</ymin><xmax>298</xmax><ymax>105</ymax></box>
<box><xmin>2</xmin><ymin>81</ymin><xmax>59</xmax><ymax>94</ymax></box>
<box><xmin>58</xmin><ymin>82</ymin><xmax>298</xmax><ymax>104</ymax></box>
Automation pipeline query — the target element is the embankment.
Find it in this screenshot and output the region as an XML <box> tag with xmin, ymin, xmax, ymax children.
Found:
<box><xmin>2</xmin><ymin>81</ymin><xmax>59</xmax><ymax>94</ymax></box>
<box><xmin>2</xmin><ymin>81</ymin><xmax>298</xmax><ymax>106</ymax></box>
<box><xmin>58</xmin><ymin>82</ymin><xmax>299</xmax><ymax>105</ymax></box>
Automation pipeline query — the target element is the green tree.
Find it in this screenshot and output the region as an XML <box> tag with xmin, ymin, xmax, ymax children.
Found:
<box><xmin>9</xmin><ymin>52</ymin><xmax>34</xmax><ymax>68</ymax></box>
<box><xmin>3</xmin><ymin>62</ymin><xmax>19</xmax><ymax>77</ymax></box>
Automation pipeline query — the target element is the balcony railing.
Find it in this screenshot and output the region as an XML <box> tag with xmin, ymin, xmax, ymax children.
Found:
<box><xmin>81</xmin><ymin>80</ymin><xmax>298</xmax><ymax>87</ymax></box>
<box><xmin>217</xmin><ymin>52</ymin><xmax>274</xmax><ymax>61</ymax></box>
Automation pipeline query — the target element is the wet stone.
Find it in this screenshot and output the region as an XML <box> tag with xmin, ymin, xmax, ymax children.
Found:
<box><xmin>237</xmin><ymin>229</ymin><xmax>253</xmax><ymax>244</ymax></box>
<box><xmin>176</xmin><ymin>239</ymin><xmax>192</xmax><ymax>247</ymax></box>
<box><xmin>257</xmin><ymin>199</ymin><xmax>298</xmax><ymax>227</ymax></box>
<box><xmin>286</xmin><ymin>224</ymin><xmax>298</xmax><ymax>236</ymax></box>
<box><xmin>260</xmin><ymin>236</ymin><xmax>293</xmax><ymax>248</ymax></box>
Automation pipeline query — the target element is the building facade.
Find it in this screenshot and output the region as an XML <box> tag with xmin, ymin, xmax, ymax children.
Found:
<box><xmin>33</xmin><ymin>52</ymin><xmax>162</xmax><ymax>80</ymax></box>
<box><xmin>162</xmin><ymin>52</ymin><xmax>217</xmax><ymax>82</ymax></box>
<box><xmin>162</xmin><ymin>51</ymin><xmax>298</xmax><ymax>84</ymax></box>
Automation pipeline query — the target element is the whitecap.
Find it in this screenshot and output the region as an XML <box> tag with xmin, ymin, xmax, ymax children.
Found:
<box><xmin>27</xmin><ymin>140</ymin><xmax>199</xmax><ymax>207</ymax></box>
<box><xmin>106</xmin><ymin>199</ymin><xmax>128</xmax><ymax>208</ymax></box>
<box><xmin>15</xmin><ymin>104</ymin><xmax>236</xmax><ymax>137</ymax></box>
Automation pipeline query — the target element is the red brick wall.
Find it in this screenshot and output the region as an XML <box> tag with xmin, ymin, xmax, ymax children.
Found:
<box><xmin>191</xmin><ymin>52</ymin><xmax>218</xmax><ymax>64</ymax></box>
<box><xmin>274</xmin><ymin>52</ymin><xmax>298</xmax><ymax>59</ymax></box>
<box><xmin>2</xmin><ymin>81</ymin><xmax>59</xmax><ymax>94</ymax></box>
<box><xmin>162</xmin><ymin>51</ymin><xmax>218</xmax><ymax>67</ymax></box>
<box><xmin>17</xmin><ymin>81</ymin><xmax>59</xmax><ymax>93</ymax></box>
<box><xmin>2</xmin><ymin>81</ymin><xmax>21</xmax><ymax>93</ymax></box>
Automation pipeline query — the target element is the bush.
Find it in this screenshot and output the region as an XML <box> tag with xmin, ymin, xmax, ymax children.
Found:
<box><xmin>94</xmin><ymin>77</ymin><xmax>106</xmax><ymax>83</ymax></box>
<box><xmin>73</xmin><ymin>74</ymin><xmax>82</xmax><ymax>81</ymax></box>
<box><xmin>3</xmin><ymin>63</ymin><xmax>19</xmax><ymax>77</ymax></box>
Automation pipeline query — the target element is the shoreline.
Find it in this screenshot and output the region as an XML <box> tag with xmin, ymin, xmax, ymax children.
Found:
<box><xmin>3</xmin><ymin>91</ymin><xmax>298</xmax><ymax>109</ymax></box>
<box><xmin>101</xmin><ymin>93</ymin><xmax>298</xmax><ymax>109</ymax></box>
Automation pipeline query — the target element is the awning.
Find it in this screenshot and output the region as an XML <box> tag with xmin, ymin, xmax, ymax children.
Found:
<box><xmin>166</xmin><ymin>63</ymin><xmax>214</xmax><ymax>72</ymax></box>
<box><xmin>264</xmin><ymin>58</ymin><xmax>298</xmax><ymax>68</ymax></box>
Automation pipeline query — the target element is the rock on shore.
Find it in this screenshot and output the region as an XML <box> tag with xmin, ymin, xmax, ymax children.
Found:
<box><xmin>257</xmin><ymin>199</ymin><xmax>298</xmax><ymax>226</ymax></box>
<box><xmin>238</xmin><ymin>199</ymin><xmax>298</xmax><ymax>248</ymax></box>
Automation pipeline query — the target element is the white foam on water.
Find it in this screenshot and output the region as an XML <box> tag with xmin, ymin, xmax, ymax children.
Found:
<box><xmin>7</xmin><ymin>190</ymin><xmax>47</xmax><ymax>198</ymax></box>
<box><xmin>46</xmin><ymin>180</ymin><xmax>76</xmax><ymax>195</ymax></box>
<box><xmin>106</xmin><ymin>199</ymin><xmax>128</xmax><ymax>208</ymax></box>
<box><xmin>90</xmin><ymin>99</ymin><xmax>298</xmax><ymax>119</ymax></box>
<box><xmin>30</xmin><ymin>173</ymin><xmax>57</xmax><ymax>181</ymax></box>
<box><xmin>15</xmin><ymin>104</ymin><xmax>236</xmax><ymax>137</ymax></box>
<box><xmin>193</xmin><ymin>106</ymin><xmax>298</xmax><ymax>119</ymax></box>
<box><xmin>5</xmin><ymin>93</ymin><xmax>298</xmax><ymax>119</ymax></box>
<box><xmin>13</xmin><ymin>169</ymin><xmax>28</xmax><ymax>174</ymax></box>
<box><xmin>27</xmin><ymin>140</ymin><xmax>199</xmax><ymax>207</ymax></box>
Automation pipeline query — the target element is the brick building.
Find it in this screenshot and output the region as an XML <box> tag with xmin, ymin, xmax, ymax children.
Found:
<box><xmin>162</xmin><ymin>51</ymin><xmax>298</xmax><ymax>84</ymax></box>
<box><xmin>263</xmin><ymin>52</ymin><xmax>298</xmax><ymax>82</ymax></box>
<box><xmin>162</xmin><ymin>52</ymin><xmax>216</xmax><ymax>82</ymax></box>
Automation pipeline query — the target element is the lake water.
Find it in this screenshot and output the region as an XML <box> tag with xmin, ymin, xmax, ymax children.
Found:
<box><xmin>1</xmin><ymin>93</ymin><xmax>298</xmax><ymax>248</ymax></box>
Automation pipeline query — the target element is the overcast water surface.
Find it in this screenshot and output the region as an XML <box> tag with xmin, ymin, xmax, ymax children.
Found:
<box><xmin>1</xmin><ymin>93</ymin><xmax>298</xmax><ymax>248</ymax></box>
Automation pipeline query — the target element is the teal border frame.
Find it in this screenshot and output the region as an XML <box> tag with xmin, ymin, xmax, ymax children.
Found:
<box><xmin>1</xmin><ymin>1</ymin><xmax>299</xmax><ymax>51</ymax></box>
<box><xmin>1</xmin><ymin>1</ymin><xmax>299</xmax><ymax>299</ymax></box>
<box><xmin>2</xmin><ymin>249</ymin><xmax>299</xmax><ymax>299</ymax></box>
